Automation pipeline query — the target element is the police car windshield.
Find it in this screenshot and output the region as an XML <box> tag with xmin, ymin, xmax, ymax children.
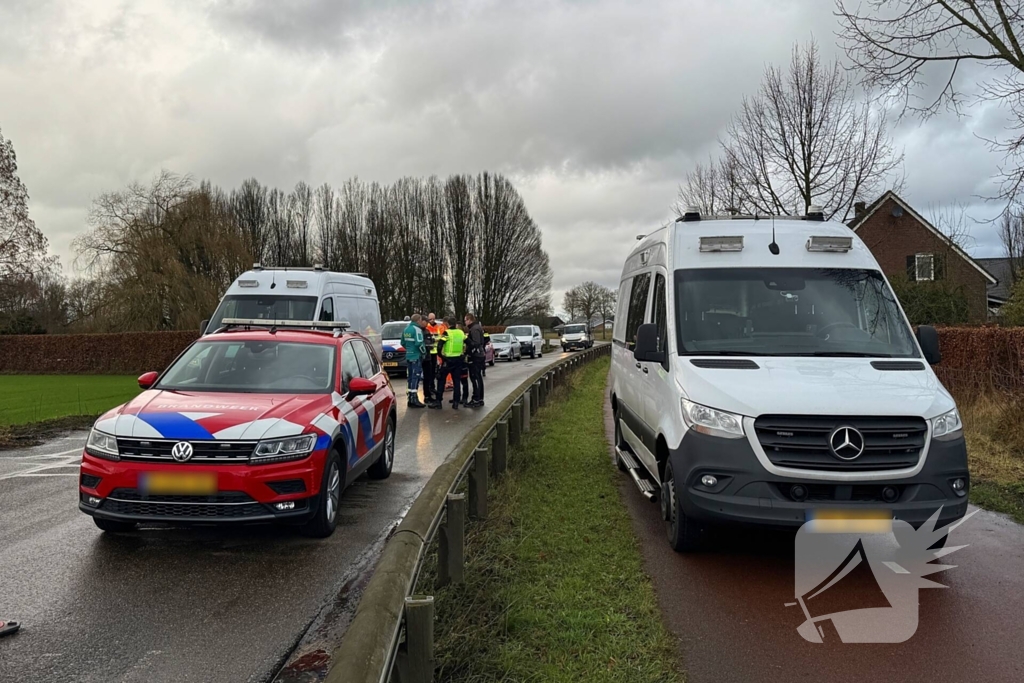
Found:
<box><xmin>157</xmin><ymin>340</ymin><xmax>336</xmax><ymax>393</ymax></box>
<box><xmin>675</xmin><ymin>268</ymin><xmax>918</xmax><ymax>358</ymax></box>
<box><xmin>208</xmin><ymin>295</ymin><xmax>317</xmax><ymax>331</ymax></box>
<box><xmin>506</xmin><ymin>327</ymin><xmax>533</xmax><ymax>336</ymax></box>
<box><xmin>381</xmin><ymin>322</ymin><xmax>407</xmax><ymax>339</ymax></box>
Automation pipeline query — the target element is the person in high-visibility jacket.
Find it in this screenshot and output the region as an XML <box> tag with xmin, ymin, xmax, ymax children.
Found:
<box><xmin>428</xmin><ymin>317</ymin><xmax>466</xmax><ymax>410</ymax></box>
<box><xmin>423</xmin><ymin>313</ymin><xmax>446</xmax><ymax>403</ymax></box>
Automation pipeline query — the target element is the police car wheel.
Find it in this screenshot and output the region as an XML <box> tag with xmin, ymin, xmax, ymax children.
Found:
<box><xmin>368</xmin><ymin>416</ymin><xmax>396</xmax><ymax>480</ymax></box>
<box><xmin>303</xmin><ymin>449</ymin><xmax>342</xmax><ymax>538</ymax></box>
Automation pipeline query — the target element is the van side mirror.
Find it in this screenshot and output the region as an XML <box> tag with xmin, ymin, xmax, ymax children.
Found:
<box><xmin>633</xmin><ymin>323</ymin><xmax>665</xmax><ymax>364</ymax></box>
<box><xmin>916</xmin><ymin>325</ymin><xmax>941</xmax><ymax>365</ymax></box>
<box><xmin>138</xmin><ymin>371</ymin><xmax>159</xmax><ymax>389</ymax></box>
<box><xmin>200</xmin><ymin>319</ymin><xmax>209</xmax><ymax>335</ymax></box>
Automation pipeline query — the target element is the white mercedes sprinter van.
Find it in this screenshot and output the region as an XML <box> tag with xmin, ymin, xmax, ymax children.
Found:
<box><xmin>609</xmin><ymin>208</ymin><xmax>969</xmax><ymax>552</ymax></box>
<box><xmin>204</xmin><ymin>265</ymin><xmax>383</xmax><ymax>356</ymax></box>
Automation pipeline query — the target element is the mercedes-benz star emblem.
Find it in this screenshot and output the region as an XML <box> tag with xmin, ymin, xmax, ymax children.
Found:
<box><xmin>171</xmin><ymin>441</ymin><xmax>194</xmax><ymax>462</ymax></box>
<box><xmin>829</xmin><ymin>426</ymin><xmax>865</xmax><ymax>460</ymax></box>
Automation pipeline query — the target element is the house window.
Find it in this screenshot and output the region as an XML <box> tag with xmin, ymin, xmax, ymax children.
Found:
<box><xmin>915</xmin><ymin>254</ymin><xmax>935</xmax><ymax>281</ymax></box>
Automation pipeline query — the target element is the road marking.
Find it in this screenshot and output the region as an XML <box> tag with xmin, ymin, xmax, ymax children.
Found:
<box><xmin>0</xmin><ymin>455</ymin><xmax>81</xmax><ymax>480</ymax></box>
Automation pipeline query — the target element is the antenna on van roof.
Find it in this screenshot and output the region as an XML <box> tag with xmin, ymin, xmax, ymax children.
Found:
<box><xmin>769</xmin><ymin>215</ymin><xmax>780</xmax><ymax>255</ymax></box>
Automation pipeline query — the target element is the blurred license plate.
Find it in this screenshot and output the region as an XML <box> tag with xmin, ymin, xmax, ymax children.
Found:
<box><xmin>383</xmin><ymin>362</ymin><xmax>399</xmax><ymax>367</ymax></box>
<box><xmin>140</xmin><ymin>472</ymin><xmax>216</xmax><ymax>495</ymax></box>
<box><xmin>805</xmin><ymin>508</ymin><xmax>892</xmax><ymax>533</ymax></box>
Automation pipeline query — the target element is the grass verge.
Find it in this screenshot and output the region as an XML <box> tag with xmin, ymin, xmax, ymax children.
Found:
<box><xmin>0</xmin><ymin>375</ymin><xmax>140</xmax><ymax>427</ymax></box>
<box><xmin>961</xmin><ymin>395</ymin><xmax>1024</xmax><ymax>524</ymax></box>
<box><xmin>421</xmin><ymin>357</ymin><xmax>682</xmax><ymax>682</ymax></box>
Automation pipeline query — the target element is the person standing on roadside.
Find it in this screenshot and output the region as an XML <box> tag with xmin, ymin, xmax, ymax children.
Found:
<box><xmin>428</xmin><ymin>317</ymin><xmax>465</xmax><ymax>410</ymax></box>
<box><xmin>465</xmin><ymin>313</ymin><xmax>486</xmax><ymax>407</ymax></box>
<box><xmin>423</xmin><ymin>312</ymin><xmax>445</xmax><ymax>404</ymax></box>
<box><xmin>401</xmin><ymin>314</ymin><xmax>427</xmax><ymax>408</ymax></box>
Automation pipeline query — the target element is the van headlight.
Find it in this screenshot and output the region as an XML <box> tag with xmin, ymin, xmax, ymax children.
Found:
<box><xmin>932</xmin><ymin>409</ymin><xmax>963</xmax><ymax>440</ymax></box>
<box><xmin>681</xmin><ymin>399</ymin><xmax>745</xmax><ymax>439</ymax></box>
<box><xmin>86</xmin><ymin>429</ymin><xmax>120</xmax><ymax>461</ymax></box>
<box><xmin>251</xmin><ymin>434</ymin><xmax>317</xmax><ymax>464</ymax></box>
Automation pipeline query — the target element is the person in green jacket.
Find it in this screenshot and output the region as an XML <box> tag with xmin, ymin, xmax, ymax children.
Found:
<box><xmin>401</xmin><ymin>314</ymin><xmax>427</xmax><ymax>408</ymax></box>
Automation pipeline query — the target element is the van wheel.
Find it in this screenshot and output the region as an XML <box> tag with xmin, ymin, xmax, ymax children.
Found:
<box><xmin>663</xmin><ymin>460</ymin><xmax>702</xmax><ymax>552</ymax></box>
<box><xmin>368</xmin><ymin>417</ymin><xmax>395</xmax><ymax>480</ymax></box>
<box><xmin>303</xmin><ymin>449</ymin><xmax>343</xmax><ymax>538</ymax></box>
<box><xmin>94</xmin><ymin>518</ymin><xmax>136</xmax><ymax>533</ymax></box>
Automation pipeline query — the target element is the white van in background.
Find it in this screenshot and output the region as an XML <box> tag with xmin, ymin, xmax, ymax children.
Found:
<box><xmin>505</xmin><ymin>324</ymin><xmax>544</xmax><ymax>358</ymax></box>
<box><xmin>204</xmin><ymin>265</ymin><xmax>383</xmax><ymax>357</ymax></box>
<box><xmin>609</xmin><ymin>207</ymin><xmax>969</xmax><ymax>552</ymax></box>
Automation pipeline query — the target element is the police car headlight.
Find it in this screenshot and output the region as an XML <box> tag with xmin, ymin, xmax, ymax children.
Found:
<box><xmin>681</xmin><ymin>399</ymin><xmax>745</xmax><ymax>439</ymax></box>
<box><xmin>251</xmin><ymin>434</ymin><xmax>317</xmax><ymax>463</ymax></box>
<box><xmin>85</xmin><ymin>428</ymin><xmax>120</xmax><ymax>461</ymax></box>
<box><xmin>932</xmin><ymin>408</ymin><xmax>963</xmax><ymax>440</ymax></box>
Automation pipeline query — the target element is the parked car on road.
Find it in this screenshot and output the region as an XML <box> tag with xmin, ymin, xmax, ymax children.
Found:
<box><xmin>79</xmin><ymin>319</ymin><xmax>397</xmax><ymax>539</ymax></box>
<box><xmin>490</xmin><ymin>333</ymin><xmax>522</xmax><ymax>361</ymax></box>
<box><xmin>203</xmin><ymin>265</ymin><xmax>383</xmax><ymax>357</ymax></box>
<box><xmin>560</xmin><ymin>323</ymin><xmax>593</xmax><ymax>351</ymax></box>
<box><xmin>610</xmin><ymin>206</ymin><xmax>969</xmax><ymax>552</ymax></box>
<box><xmin>505</xmin><ymin>324</ymin><xmax>543</xmax><ymax>358</ymax></box>
<box><xmin>380</xmin><ymin>321</ymin><xmax>409</xmax><ymax>377</ymax></box>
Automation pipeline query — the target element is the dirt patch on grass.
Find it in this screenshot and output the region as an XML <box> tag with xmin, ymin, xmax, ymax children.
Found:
<box><xmin>0</xmin><ymin>415</ymin><xmax>95</xmax><ymax>451</ymax></box>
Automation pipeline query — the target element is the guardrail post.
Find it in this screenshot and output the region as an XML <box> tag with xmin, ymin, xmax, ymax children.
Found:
<box><xmin>522</xmin><ymin>390</ymin><xmax>531</xmax><ymax>433</ymax></box>
<box><xmin>539</xmin><ymin>374</ymin><xmax>548</xmax><ymax>406</ymax></box>
<box><xmin>510</xmin><ymin>402</ymin><xmax>522</xmax><ymax>445</ymax></box>
<box><xmin>493</xmin><ymin>420</ymin><xmax>508</xmax><ymax>476</ymax></box>
<box><xmin>531</xmin><ymin>382</ymin><xmax>540</xmax><ymax>414</ymax></box>
<box><xmin>437</xmin><ymin>493</ymin><xmax>465</xmax><ymax>587</ymax></box>
<box><xmin>397</xmin><ymin>596</ymin><xmax>434</xmax><ymax>683</ymax></box>
<box><xmin>469</xmin><ymin>447</ymin><xmax>488</xmax><ymax>520</ymax></box>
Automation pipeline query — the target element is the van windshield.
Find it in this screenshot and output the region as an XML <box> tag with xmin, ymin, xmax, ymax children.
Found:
<box><xmin>675</xmin><ymin>268</ymin><xmax>918</xmax><ymax>358</ymax></box>
<box><xmin>506</xmin><ymin>327</ymin><xmax>533</xmax><ymax>337</ymax></box>
<box><xmin>208</xmin><ymin>295</ymin><xmax>318</xmax><ymax>331</ymax></box>
<box><xmin>563</xmin><ymin>325</ymin><xmax>587</xmax><ymax>334</ymax></box>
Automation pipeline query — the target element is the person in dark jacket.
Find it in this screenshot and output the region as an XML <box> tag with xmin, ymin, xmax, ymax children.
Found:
<box><xmin>465</xmin><ymin>313</ymin><xmax>486</xmax><ymax>407</ymax></box>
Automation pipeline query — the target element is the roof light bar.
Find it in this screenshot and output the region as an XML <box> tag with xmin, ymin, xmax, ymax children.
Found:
<box><xmin>218</xmin><ymin>318</ymin><xmax>352</xmax><ymax>330</ymax></box>
<box><xmin>806</xmin><ymin>236</ymin><xmax>853</xmax><ymax>252</ymax></box>
<box><xmin>237</xmin><ymin>279</ymin><xmax>259</xmax><ymax>288</ymax></box>
<box><xmin>285</xmin><ymin>280</ymin><xmax>308</xmax><ymax>289</ymax></box>
<box><xmin>699</xmin><ymin>236</ymin><xmax>744</xmax><ymax>252</ymax></box>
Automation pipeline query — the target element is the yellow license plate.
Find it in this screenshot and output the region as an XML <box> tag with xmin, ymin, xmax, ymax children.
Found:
<box><xmin>140</xmin><ymin>472</ymin><xmax>217</xmax><ymax>495</ymax></box>
<box><xmin>383</xmin><ymin>362</ymin><xmax>399</xmax><ymax>367</ymax></box>
<box><xmin>806</xmin><ymin>509</ymin><xmax>892</xmax><ymax>533</ymax></box>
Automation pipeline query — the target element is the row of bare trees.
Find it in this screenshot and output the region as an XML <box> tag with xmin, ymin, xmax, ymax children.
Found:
<box><xmin>562</xmin><ymin>281</ymin><xmax>616</xmax><ymax>338</ymax></box>
<box><xmin>69</xmin><ymin>171</ymin><xmax>551</xmax><ymax>332</ymax></box>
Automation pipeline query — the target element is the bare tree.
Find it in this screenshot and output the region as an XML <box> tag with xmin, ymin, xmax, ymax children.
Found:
<box><xmin>562</xmin><ymin>286</ymin><xmax>582</xmax><ymax>321</ymax></box>
<box><xmin>675</xmin><ymin>155</ymin><xmax>748</xmax><ymax>217</ymax></box>
<box><xmin>314</xmin><ymin>183</ymin><xmax>340</xmax><ymax>270</ymax></box>
<box><xmin>1000</xmin><ymin>208</ymin><xmax>1024</xmax><ymax>284</ymax></box>
<box><xmin>0</xmin><ymin>128</ymin><xmax>56</xmax><ymax>280</ymax></box>
<box><xmin>231</xmin><ymin>178</ymin><xmax>268</xmax><ymax>265</ymax></box>
<box><xmin>597</xmin><ymin>286</ymin><xmax>617</xmax><ymax>340</ymax></box>
<box><xmin>290</xmin><ymin>181</ymin><xmax>314</xmax><ymax>267</ymax></box>
<box><xmin>928</xmin><ymin>200</ymin><xmax>975</xmax><ymax>250</ymax></box>
<box><xmin>443</xmin><ymin>175</ymin><xmax>476</xmax><ymax>318</ymax></box>
<box><xmin>836</xmin><ymin>0</ymin><xmax>1024</xmax><ymax>200</ymax></box>
<box><xmin>715</xmin><ymin>41</ymin><xmax>902</xmax><ymax>221</ymax></box>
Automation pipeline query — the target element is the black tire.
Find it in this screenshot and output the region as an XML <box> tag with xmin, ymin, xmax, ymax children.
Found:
<box><xmin>613</xmin><ymin>410</ymin><xmax>628</xmax><ymax>472</ymax></box>
<box><xmin>93</xmin><ymin>517</ymin><xmax>136</xmax><ymax>533</ymax></box>
<box><xmin>368</xmin><ymin>416</ymin><xmax>396</xmax><ymax>480</ymax></box>
<box><xmin>303</xmin><ymin>449</ymin><xmax>343</xmax><ymax>538</ymax></box>
<box><xmin>663</xmin><ymin>460</ymin><xmax>703</xmax><ymax>552</ymax></box>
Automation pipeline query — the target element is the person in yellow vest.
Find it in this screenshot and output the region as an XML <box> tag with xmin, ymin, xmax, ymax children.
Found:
<box><xmin>428</xmin><ymin>317</ymin><xmax>466</xmax><ymax>410</ymax></box>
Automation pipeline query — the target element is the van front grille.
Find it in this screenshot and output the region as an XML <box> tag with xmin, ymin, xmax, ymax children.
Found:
<box><xmin>754</xmin><ymin>415</ymin><xmax>927</xmax><ymax>471</ymax></box>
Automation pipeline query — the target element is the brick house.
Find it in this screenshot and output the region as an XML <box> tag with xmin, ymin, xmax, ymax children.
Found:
<box><xmin>847</xmin><ymin>190</ymin><xmax>997</xmax><ymax>322</ymax></box>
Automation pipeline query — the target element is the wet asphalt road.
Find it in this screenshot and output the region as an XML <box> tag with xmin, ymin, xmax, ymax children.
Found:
<box><xmin>0</xmin><ymin>351</ymin><xmax>572</xmax><ymax>683</ymax></box>
<box><xmin>604</xmin><ymin>390</ymin><xmax>1024</xmax><ymax>683</ymax></box>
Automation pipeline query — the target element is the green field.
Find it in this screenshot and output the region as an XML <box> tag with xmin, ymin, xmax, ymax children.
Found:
<box><xmin>0</xmin><ymin>375</ymin><xmax>141</xmax><ymax>427</ymax></box>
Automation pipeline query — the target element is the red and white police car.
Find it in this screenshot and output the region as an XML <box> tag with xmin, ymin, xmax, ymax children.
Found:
<box><xmin>78</xmin><ymin>319</ymin><xmax>396</xmax><ymax>538</ymax></box>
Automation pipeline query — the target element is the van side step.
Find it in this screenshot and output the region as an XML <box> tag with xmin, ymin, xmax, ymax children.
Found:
<box><xmin>616</xmin><ymin>447</ymin><xmax>658</xmax><ymax>503</ymax></box>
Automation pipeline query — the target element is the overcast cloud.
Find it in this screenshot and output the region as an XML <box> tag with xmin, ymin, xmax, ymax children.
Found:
<box><xmin>0</xmin><ymin>0</ymin><xmax>1012</xmax><ymax>312</ymax></box>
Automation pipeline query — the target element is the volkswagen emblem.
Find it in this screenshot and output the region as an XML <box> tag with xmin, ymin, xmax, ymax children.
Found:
<box><xmin>171</xmin><ymin>441</ymin><xmax>194</xmax><ymax>462</ymax></box>
<box><xmin>829</xmin><ymin>426</ymin><xmax>865</xmax><ymax>460</ymax></box>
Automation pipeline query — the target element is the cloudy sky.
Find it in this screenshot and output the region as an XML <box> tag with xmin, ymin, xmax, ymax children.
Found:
<box><xmin>0</xmin><ymin>0</ymin><xmax>1012</xmax><ymax>313</ymax></box>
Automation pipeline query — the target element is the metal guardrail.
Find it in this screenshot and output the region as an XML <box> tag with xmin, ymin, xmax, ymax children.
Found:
<box><xmin>325</xmin><ymin>344</ymin><xmax>611</xmax><ymax>683</ymax></box>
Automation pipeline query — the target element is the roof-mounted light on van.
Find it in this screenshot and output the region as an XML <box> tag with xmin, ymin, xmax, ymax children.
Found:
<box><xmin>804</xmin><ymin>205</ymin><xmax>825</xmax><ymax>221</ymax></box>
<box><xmin>806</xmin><ymin>236</ymin><xmax>853</xmax><ymax>252</ymax></box>
<box><xmin>677</xmin><ymin>206</ymin><xmax>702</xmax><ymax>223</ymax></box>
<box><xmin>699</xmin><ymin>236</ymin><xmax>744</xmax><ymax>252</ymax></box>
<box><xmin>252</xmin><ymin>263</ymin><xmax>263</xmax><ymax>271</ymax></box>
<box><xmin>286</xmin><ymin>280</ymin><xmax>308</xmax><ymax>289</ymax></box>
<box><xmin>237</xmin><ymin>279</ymin><xmax>259</xmax><ymax>288</ymax></box>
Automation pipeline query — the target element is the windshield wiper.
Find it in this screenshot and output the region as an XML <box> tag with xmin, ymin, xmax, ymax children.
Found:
<box><xmin>685</xmin><ymin>350</ymin><xmax>771</xmax><ymax>356</ymax></box>
<box><xmin>795</xmin><ymin>351</ymin><xmax>892</xmax><ymax>358</ymax></box>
